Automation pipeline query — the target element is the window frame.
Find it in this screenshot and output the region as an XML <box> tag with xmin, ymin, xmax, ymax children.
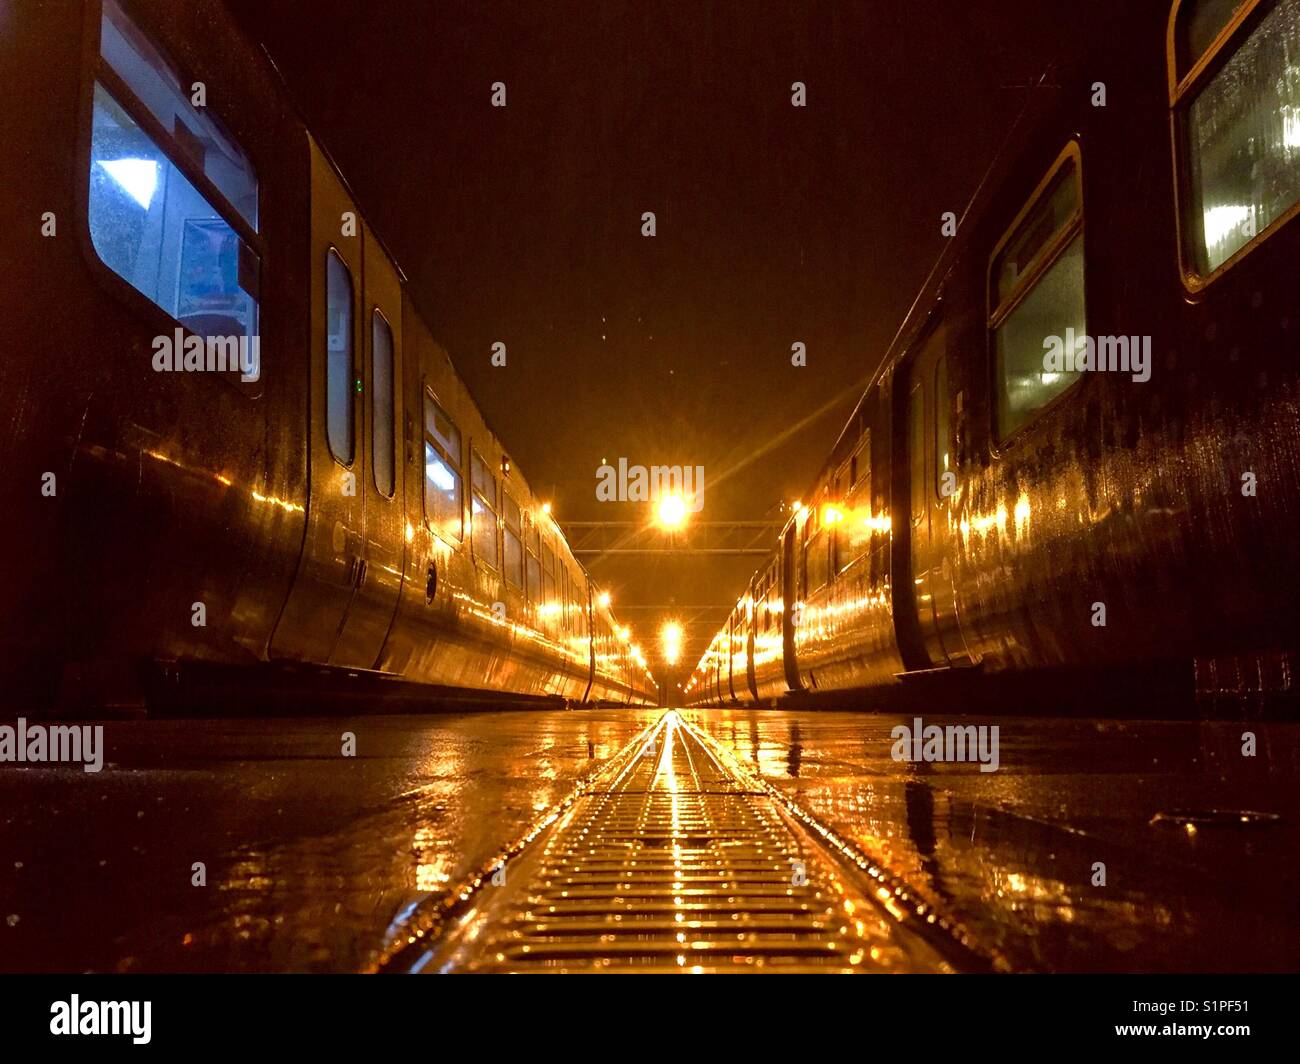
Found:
<box><xmin>1167</xmin><ymin>0</ymin><xmax>1290</xmax><ymax>290</ymax></box>
<box><xmin>524</xmin><ymin>521</ymin><xmax>542</xmax><ymax>604</ymax></box>
<box><xmin>79</xmin><ymin>0</ymin><xmax>264</xmax><ymax>381</ymax></box>
<box><xmin>469</xmin><ymin>447</ymin><xmax>500</xmax><ymax>570</ymax></box>
<box><xmin>422</xmin><ymin>386</ymin><xmax>464</xmax><ymax>544</ymax></box>
<box><xmin>541</xmin><ymin>540</ymin><xmax>558</xmax><ymax>633</ymax></box>
<box><xmin>501</xmin><ymin>489</ymin><xmax>525</xmax><ymax>589</ymax></box>
<box><xmin>370</xmin><ymin>307</ymin><xmax>397</xmax><ymax>498</ymax></box>
<box><xmin>560</xmin><ymin>568</ymin><xmax>571</xmax><ymax>638</ymax></box>
<box><xmin>803</xmin><ymin>492</ymin><xmax>831</xmax><ymax>596</ymax></box>
<box><xmin>838</xmin><ymin>432</ymin><xmax>872</xmax><ymax>575</ymax></box>
<box><xmin>986</xmin><ymin>140</ymin><xmax>1087</xmax><ymax>451</ymax></box>
<box><xmin>324</xmin><ymin>248</ymin><xmax>357</xmax><ymax>467</ymax></box>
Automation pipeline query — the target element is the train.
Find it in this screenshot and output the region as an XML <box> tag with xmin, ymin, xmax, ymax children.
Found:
<box><xmin>688</xmin><ymin>0</ymin><xmax>1300</xmax><ymax>713</ymax></box>
<box><xmin>0</xmin><ymin>0</ymin><xmax>657</xmax><ymax>713</ymax></box>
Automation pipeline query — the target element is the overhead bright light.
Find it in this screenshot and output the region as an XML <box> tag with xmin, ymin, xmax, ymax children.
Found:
<box><xmin>541</xmin><ymin>501</ymin><xmax>552</xmax><ymax>515</ymax></box>
<box><xmin>598</xmin><ymin>591</ymin><xmax>611</xmax><ymax>608</ymax></box>
<box><xmin>98</xmin><ymin>158</ymin><xmax>159</xmax><ymax>209</ymax></box>
<box><xmin>656</xmin><ymin>493</ymin><xmax>687</xmax><ymax>529</ymax></box>
<box><xmin>661</xmin><ymin>621</ymin><xmax>683</xmax><ymax>666</ymax></box>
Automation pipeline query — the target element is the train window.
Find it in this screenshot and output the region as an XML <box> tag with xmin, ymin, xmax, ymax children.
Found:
<box><xmin>423</xmin><ymin>392</ymin><xmax>463</xmax><ymax>541</ymax></box>
<box><xmin>470</xmin><ymin>450</ymin><xmax>499</xmax><ymax>569</ymax></box>
<box><xmin>853</xmin><ymin>434</ymin><xmax>871</xmax><ymax>497</ymax></box>
<box><xmin>371</xmin><ymin>311</ymin><xmax>395</xmax><ymax>497</ymax></box>
<box><xmin>562</xmin><ymin>571</ymin><xmax>573</xmax><ymax>637</ymax></box>
<box><xmin>571</xmin><ymin>574</ymin><xmax>582</xmax><ymax>639</ymax></box>
<box><xmin>425</xmin><ymin>394</ymin><xmax>459</xmax><ymax>458</ymax></box>
<box><xmin>989</xmin><ymin>147</ymin><xmax>1085</xmax><ymax>441</ymax></box>
<box><xmin>1175</xmin><ymin>0</ymin><xmax>1252</xmax><ymax>77</ymax></box>
<box><xmin>557</xmin><ymin>568</ymin><xmax>567</xmax><ymax>636</ymax></box>
<box><xmin>840</xmin><ymin>436</ymin><xmax>872</xmax><ymax>570</ymax></box>
<box><xmin>99</xmin><ymin>0</ymin><xmax>257</xmax><ymax>226</ymax></box>
<box><xmin>805</xmin><ymin>529</ymin><xmax>830</xmax><ymax>594</ymax></box>
<box><xmin>502</xmin><ymin>492</ymin><xmax>524</xmax><ymax>588</ymax></box>
<box><xmin>525</xmin><ymin>526</ymin><xmax>542</xmax><ymax>602</ymax></box>
<box><xmin>325</xmin><ymin>251</ymin><xmax>355</xmax><ymax>463</ymax></box>
<box><xmin>1173</xmin><ymin>0</ymin><xmax>1300</xmax><ymax>277</ymax></box>
<box><xmin>541</xmin><ymin>543</ymin><xmax>557</xmax><ymax>628</ymax></box>
<box><xmin>89</xmin><ymin>1</ymin><xmax>259</xmax><ymax>349</ymax></box>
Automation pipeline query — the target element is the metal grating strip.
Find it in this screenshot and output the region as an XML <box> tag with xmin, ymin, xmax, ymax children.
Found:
<box><xmin>409</xmin><ymin>712</ymin><xmax>957</xmax><ymax>973</ymax></box>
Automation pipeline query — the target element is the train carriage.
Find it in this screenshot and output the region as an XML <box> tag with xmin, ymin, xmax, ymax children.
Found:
<box><xmin>1</xmin><ymin>0</ymin><xmax>654</xmax><ymax>713</ymax></box>
<box><xmin>691</xmin><ymin>0</ymin><xmax>1300</xmax><ymax>712</ymax></box>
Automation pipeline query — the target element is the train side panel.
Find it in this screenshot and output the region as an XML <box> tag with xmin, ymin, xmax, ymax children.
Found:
<box><xmin>2</xmin><ymin>0</ymin><xmax>311</xmax><ymax>708</ymax></box>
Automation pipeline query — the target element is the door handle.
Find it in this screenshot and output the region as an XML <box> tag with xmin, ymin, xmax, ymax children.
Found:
<box><xmin>345</xmin><ymin>555</ymin><xmax>367</xmax><ymax>588</ymax></box>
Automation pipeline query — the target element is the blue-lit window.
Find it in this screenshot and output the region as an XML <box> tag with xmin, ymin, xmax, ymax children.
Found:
<box><xmin>88</xmin><ymin>0</ymin><xmax>259</xmax><ymax>346</ymax></box>
<box><xmin>423</xmin><ymin>392</ymin><xmax>463</xmax><ymax>541</ymax></box>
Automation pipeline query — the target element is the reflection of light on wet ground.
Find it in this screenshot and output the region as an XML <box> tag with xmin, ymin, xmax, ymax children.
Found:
<box><xmin>684</xmin><ymin>707</ymin><xmax>1300</xmax><ymax>972</ymax></box>
<box><xmin>4</xmin><ymin>710</ymin><xmax>661</xmax><ymax>974</ymax></box>
<box><xmin>413</xmin><ymin>826</ymin><xmax>454</xmax><ymax>891</ymax></box>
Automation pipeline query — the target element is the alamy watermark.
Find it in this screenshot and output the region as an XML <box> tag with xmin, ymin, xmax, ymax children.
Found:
<box><xmin>1043</xmin><ymin>329</ymin><xmax>1150</xmax><ymax>383</ymax></box>
<box><xmin>890</xmin><ymin>717</ymin><xmax>999</xmax><ymax>773</ymax></box>
<box><xmin>0</xmin><ymin>718</ymin><xmax>104</xmax><ymax>773</ymax></box>
<box><xmin>596</xmin><ymin>458</ymin><xmax>704</xmax><ymax>512</ymax></box>
<box><xmin>152</xmin><ymin>328</ymin><xmax>260</xmax><ymax>382</ymax></box>
<box><xmin>50</xmin><ymin>996</ymin><xmax>150</xmax><ymax>1044</ymax></box>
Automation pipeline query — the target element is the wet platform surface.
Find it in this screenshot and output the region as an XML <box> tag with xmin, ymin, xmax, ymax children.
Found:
<box><xmin>0</xmin><ymin>710</ymin><xmax>657</xmax><ymax>972</ymax></box>
<box><xmin>2</xmin><ymin>706</ymin><xmax>1297</xmax><ymax>972</ymax></box>
<box><xmin>683</xmin><ymin>708</ymin><xmax>1300</xmax><ymax>972</ymax></box>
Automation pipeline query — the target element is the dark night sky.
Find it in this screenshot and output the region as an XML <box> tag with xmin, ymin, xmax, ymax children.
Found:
<box><xmin>225</xmin><ymin>0</ymin><xmax>1121</xmax><ymax>676</ymax></box>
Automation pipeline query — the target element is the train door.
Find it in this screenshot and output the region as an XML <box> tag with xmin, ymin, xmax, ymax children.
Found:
<box><xmin>581</xmin><ymin>590</ymin><xmax>596</xmax><ymax>704</ymax></box>
<box><xmin>903</xmin><ymin>323</ymin><xmax>971</xmax><ymax>668</ymax></box>
<box><xmin>270</xmin><ymin>138</ymin><xmax>366</xmax><ymax>664</ymax></box>
<box><xmin>781</xmin><ymin>525</ymin><xmax>804</xmax><ymax>693</ymax></box>
<box><xmin>328</xmin><ymin>224</ymin><xmax>406</xmax><ymax>667</ymax></box>
<box><xmin>726</xmin><ymin>614</ymin><xmax>737</xmax><ymax>703</ymax></box>
<box><xmin>745</xmin><ymin>576</ymin><xmax>759</xmax><ymax>702</ymax></box>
